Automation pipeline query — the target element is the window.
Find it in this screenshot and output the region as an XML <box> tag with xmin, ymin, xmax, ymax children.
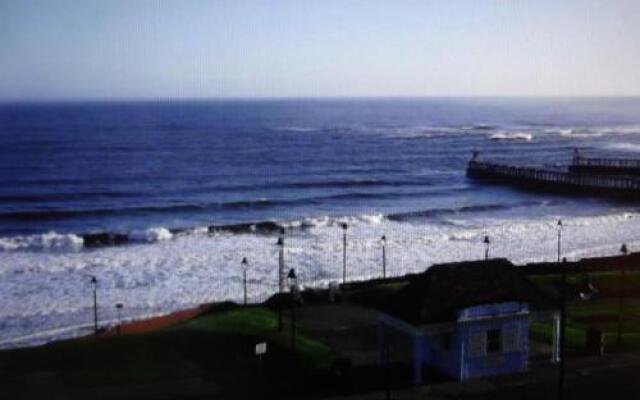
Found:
<box><xmin>502</xmin><ymin>325</ymin><xmax>520</xmax><ymax>353</ymax></box>
<box><xmin>468</xmin><ymin>331</ymin><xmax>485</xmax><ymax>357</ymax></box>
<box><xmin>442</xmin><ymin>332</ymin><xmax>452</xmax><ymax>352</ymax></box>
<box><xmin>486</xmin><ymin>328</ymin><xmax>501</xmax><ymax>354</ymax></box>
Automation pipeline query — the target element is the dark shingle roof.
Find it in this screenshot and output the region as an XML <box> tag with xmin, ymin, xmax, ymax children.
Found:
<box><xmin>383</xmin><ymin>259</ymin><xmax>555</xmax><ymax>325</ymax></box>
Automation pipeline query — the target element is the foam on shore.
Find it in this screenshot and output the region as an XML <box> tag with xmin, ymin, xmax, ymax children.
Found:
<box><xmin>3</xmin><ymin>207</ymin><xmax>640</xmax><ymax>348</ymax></box>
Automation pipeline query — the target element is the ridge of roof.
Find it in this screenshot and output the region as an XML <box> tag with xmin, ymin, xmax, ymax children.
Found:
<box><xmin>383</xmin><ymin>258</ymin><xmax>555</xmax><ymax>325</ymax></box>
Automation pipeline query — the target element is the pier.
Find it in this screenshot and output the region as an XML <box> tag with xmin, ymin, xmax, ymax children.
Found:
<box><xmin>569</xmin><ymin>151</ymin><xmax>640</xmax><ymax>176</ymax></box>
<box><xmin>467</xmin><ymin>151</ymin><xmax>640</xmax><ymax>199</ymax></box>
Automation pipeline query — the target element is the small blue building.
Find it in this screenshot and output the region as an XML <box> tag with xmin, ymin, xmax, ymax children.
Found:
<box><xmin>378</xmin><ymin>259</ymin><xmax>558</xmax><ymax>384</ymax></box>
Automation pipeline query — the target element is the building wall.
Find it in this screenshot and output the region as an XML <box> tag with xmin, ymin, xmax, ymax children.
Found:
<box><xmin>460</xmin><ymin>317</ymin><xmax>529</xmax><ymax>380</ymax></box>
<box><xmin>420</xmin><ymin>331</ymin><xmax>462</xmax><ymax>379</ymax></box>
<box><xmin>419</xmin><ymin>302</ymin><xmax>530</xmax><ymax>381</ymax></box>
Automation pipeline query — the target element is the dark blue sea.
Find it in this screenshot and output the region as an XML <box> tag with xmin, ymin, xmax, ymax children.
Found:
<box><xmin>2</xmin><ymin>97</ymin><xmax>640</xmax><ymax>347</ymax></box>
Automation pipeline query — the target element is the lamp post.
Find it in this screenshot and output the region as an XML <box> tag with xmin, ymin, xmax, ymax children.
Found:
<box><xmin>90</xmin><ymin>276</ymin><xmax>98</xmax><ymax>335</ymax></box>
<box><xmin>278</xmin><ymin>228</ymin><xmax>285</xmax><ymax>293</ymax></box>
<box><xmin>381</xmin><ymin>235</ymin><xmax>387</xmax><ymax>279</ymax></box>
<box><xmin>384</xmin><ymin>342</ymin><xmax>392</xmax><ymax>400</ymax></box>
<box><xmin>618</xmin><ymin>243</ymin><xmax>628</xmax><ymax>346</ymax></box>
<box><xmin>556</xmin><ymin>221</ymin><xmax>568</xmax><ymax>400</ymax></box>
<box><xmin>557</xmin><ymin>219</ymin><xmax>563</xmax><ymax>263</ymax></box>
<box><xmin>115</xmin><ymin>303</ymin><xmax>123</xmax><ymax>335</ymax></box>
<box><xmin>483</xmin><ymin>235</ymin><xmax>490</xmax><ymax>260</ymax></box>
<box><xmin>557</xmin><ymin>235</ymin><xmax>568</xmax><ymax>400</ymax></box>
<box><xmin>241</xmin><ymin>257</ymin><xmax>248</xmax><ymax>305</ymax></box>
<box><xmin>277</xmin><ymin>233</ymin><xmax>285</xmax><ymax>331</ymax></box>
<box><xmin>287</xmin><ymin>268</ymin><xmax>298</xmax><ymax>348</ymax></box>
<box><xmin>341</xmin><ymin>223</ymin><xmax>348</xmax><ymax>283</ymax></box>
<box><xmin>557</xmin><ymin>219</ymin><xmax>567</xmax><ymax>400</ymax></box>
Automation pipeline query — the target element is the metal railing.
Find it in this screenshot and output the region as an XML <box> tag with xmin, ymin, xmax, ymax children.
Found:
<box><xmin>572</xmin><ymin>156</ymin><xmax>640</xmax><ymax>169</ymax></box>
<box><xmin>469</xmin><ymin>161</ymin><xmax>640</xmax><ymax>191</ymax></box>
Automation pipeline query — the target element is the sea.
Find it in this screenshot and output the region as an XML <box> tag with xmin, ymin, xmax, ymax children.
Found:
<box><xmin>2</xmin><ymin>97</ymin><xmax>640</xmax><ymax>348</ymax></box>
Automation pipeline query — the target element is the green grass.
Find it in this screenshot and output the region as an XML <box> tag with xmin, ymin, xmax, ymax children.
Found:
<box><xmin>185</xmin><ymin>307</ymin><xmax>278</xmax><ymax>334</ymax></box>
<box><xmin>529</xmin><ymin>271</ymin><xmax>640</xmax><ymax>297</ymax></box>
<box><xmin>0</xmin><ymin>307</ymin><xmax>334</xmax><ymax>392</ymax></box>
<box><xmin>528</xmin><ymin>271</ymin><xmax>640</xmax><ymax>349</ymax></box>
<box><xmin>530</xmin><ymin>321</ymin><xmax>587</xmax><ymax>349</ymax></box>
<box><xmin>185</xmin><ymin>307</ymin><xmax>335</xmax><ymax>369</ymax></box>
<box><xmin>0</xmin><ymin>331</ymin><xmax>200</xmax><ymax>386</ymax></box>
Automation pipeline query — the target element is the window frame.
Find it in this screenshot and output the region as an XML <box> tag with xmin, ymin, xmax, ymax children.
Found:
<box><xmin>486</xmin><ymin>328</ymin><xmax>502</xmax><ymax>354</ymax></box>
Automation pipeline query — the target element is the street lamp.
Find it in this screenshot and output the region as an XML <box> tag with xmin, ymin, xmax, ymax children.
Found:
<box><xmin>483</xmin><ymin>235</ymin><xmax>490</xmax><ymax>260</ymax></box>
<box><xmin>558</xmin><ymin>257</ymin><xmax>567</xmax><ymax>400</ymax></box>
<box><xmin>277</xmin><ymin>228</ymin><xmax>285</xmax><ymax>293</ymax></box>
<box><xmin>618</xmin><ymin>243</ymin><xmax>629</xmax><ymax>346</ymax></box>
<box><xmin>381</xmin><ymin>235</ymin><xmax>387</xmax><ymax>279</ymax></box>
<box><xmin>241</xmin><ymin>257</ymin><xmax>249</xmax><ymax>305</ymax></box>
<box><xmin>277</xmin><ymin>232</ymin><xmax>285</xmax><ymax>332</ymax></box>
<box><xmin>287</xmin><ymin>268</ymin><xmax>298</xmax><ymax>293</ymax></box>
<box><xmin>115</xmin><ymin>303</ymin><xmax>124</xmax><ymax>335</ymax></box>
<box><xmin>557</xmin><ymin>219</ymin><xmax>563</xmax><ymax>263</ymax></box>
<box><xmin>341</xmin><ymin>223</ymin><xmax>348</xmax><ymax>283</ymax></box>
<box><xmin>287</xmin><ymin>268</ymin><xmax>298</xmax><ymax>347</ymax></box>
<box><xmin>384</xmin><ymin>343</ymin><xmax>392</xmax><ymax>400</ymax></box>
<box><xmin>557</xmin><ymin>220</ymin><xmax>567</xmax><ymax>400</ymax></box>
<box><xmin>90</xmin><ymin>276</ymin><xmax>98</xmax><ymax>335</ymax></box>
<box><xmin>558</xmin><ymin>262</ymin><xmax>599</xmax><ymax>400</ymax></box>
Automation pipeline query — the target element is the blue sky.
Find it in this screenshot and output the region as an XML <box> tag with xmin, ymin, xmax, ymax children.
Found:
<box><xmin>1</xmin><ymin>0</ymin><xmax>639</xmax><ymax>100</ymax></box>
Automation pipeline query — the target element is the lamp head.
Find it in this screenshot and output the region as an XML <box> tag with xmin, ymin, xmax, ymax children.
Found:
<box><xmin>558</xmin><ymin>219</ymin><xmax>562</xmax><ymax>227</ymax></box>
<box><xmin>116</xmin><ymin>303</ymin><xmax>123</xmax><ymax>309</ymax></box>
<box><xmin>381</xmin><ymin>235</ymin><xmax>386</xmax><ymax>243</ymax></box>
<box><xmin>621</xmin><ymin>244</ymin><xmax>628</xmax><ymax>255</ymax></box>
<box><xmin>241</xmin><ymin>257</ymin><xmax>248</xmax><ymax>267</ymax></box>
<box><xmin>90</xmin><ymin>276</ymin><xmax>97</xmax><ymax>284</ymax></box>
<box><xmin>276</xmin><ymin>237</ymin><xmax>284</xmax><ymax>246</ymax></box>
<box><xmin>287</xmin><ymin>268</ymin><xmax>297</xmax><ymax>281</ymax></box>
<box><xmin>483</xmin><ymin>235</ymin><xmax>490</xmax><ymax>244</ymax></box>
<box><xmin>341</xmin><ymin>222</ymin><xmax>348</xmax><ymax>230</ymax></box>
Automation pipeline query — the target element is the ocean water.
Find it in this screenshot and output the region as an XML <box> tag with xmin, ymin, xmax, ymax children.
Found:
<box><xmin>2</xmin><ymin>97</ymin><xmax>640</xmax><ymax>348</ymax></box>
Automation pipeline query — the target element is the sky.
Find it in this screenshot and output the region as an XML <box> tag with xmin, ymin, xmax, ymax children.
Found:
<box><xmin>1</xmin><ymin>0</ymin><xmax>640</xmax><ymax>100</ymax></box>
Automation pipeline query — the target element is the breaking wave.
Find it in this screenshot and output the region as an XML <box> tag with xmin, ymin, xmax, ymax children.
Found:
<box><xmin>489</xmin><ymin>132</ymin><xmax>533</xmax><ymax>142</ymax></box>
<box><xmin>1</xmin><ymin>202</ymin><xmax>552</xmax><ymax>251</ymax></box>
<box><xmin>0</xmin><ymin>232</ymin><xmax>84</xmax><ymax>252</ymax></box>
<box><xmin>462</xmin><ymin>124</ymin><xmax>496</xmax><ymax>131</ymax></box>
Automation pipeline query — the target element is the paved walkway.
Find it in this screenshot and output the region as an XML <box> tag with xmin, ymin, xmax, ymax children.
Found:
<box><xmin>295</xmin><ymin>303</ymin><xmax>382</xmax><ymax>365</ymax></box>
<box><xmin>323</xmin><ymin>351</ymin><xmax>640</xmax><ymax>400</ymax></box>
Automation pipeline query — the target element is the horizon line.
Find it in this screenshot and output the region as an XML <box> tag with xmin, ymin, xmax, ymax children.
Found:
<box><xmin>2</xmin><ymin>94</ymin><xmax>640</xmax><ymax>105</ymax></box>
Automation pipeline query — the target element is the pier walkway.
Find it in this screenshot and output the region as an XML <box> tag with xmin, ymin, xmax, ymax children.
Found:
<box><xmin>570</xmin><ymin>153</ymin><xmax>640</xmax><ymax>176</ymax></box>
<box><xmin>467</xmin><ymin>157</ymin><xmax>640</xmax><ymax>198</ymax></box>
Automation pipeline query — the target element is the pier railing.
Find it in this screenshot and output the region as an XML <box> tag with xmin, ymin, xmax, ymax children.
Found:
<box><xmin>468</xmin><ymin>161</ymin><xmax>640</xmax><ymax>191</ymax></box>
<box><xmin>573</xmin><ymin>156</ymin><xmax>640</xmax><ymax>169</ymax></box>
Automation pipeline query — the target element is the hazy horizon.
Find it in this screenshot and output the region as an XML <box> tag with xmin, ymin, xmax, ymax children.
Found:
<box><xmin>2</xmin><ymin>0</ymin><xmax>640</xmax><ymax>101</ymax></box>
<box><xmin>4</xmin><ymin>95</ymin><xmax>640</xmax><ymax>105</ymax></box>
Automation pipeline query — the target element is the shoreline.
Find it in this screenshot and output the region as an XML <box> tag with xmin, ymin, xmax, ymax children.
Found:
<box><xmin>5</xmin><ymin>251</ymin><xmax>639</xmax><ymax>352</ymax></box>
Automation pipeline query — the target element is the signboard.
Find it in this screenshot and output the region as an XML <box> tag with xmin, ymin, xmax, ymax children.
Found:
<box><xmin>255</xmin><ymin>342</ymin><xmax>267</xmax><ymax>356</ymax></box>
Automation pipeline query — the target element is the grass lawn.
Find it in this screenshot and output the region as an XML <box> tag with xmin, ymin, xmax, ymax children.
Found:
<box><xmin>0</xmin><ymin>307</ymin><xmax>334</xmax><ymax>399</ymax></box>
<box><xmin>184</xmin><ymin>307</ymin><xmax>335</xmax><ymax>369</ymax></box>
<box><xmin>528</xmin><ymin>271</ymin><xmax>640</xmax><ymax>350</ymax></box>
<box><xmin>0</xmin><ymin>329</ymin><xmax>203</xmax><ymax>390</ymax></box>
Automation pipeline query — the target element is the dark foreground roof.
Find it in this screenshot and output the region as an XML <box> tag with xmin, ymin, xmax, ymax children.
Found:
<box><xmin>383</xmin><ymin>258</ymin><xmax>555</xmax><ymax>325</ymax></box>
